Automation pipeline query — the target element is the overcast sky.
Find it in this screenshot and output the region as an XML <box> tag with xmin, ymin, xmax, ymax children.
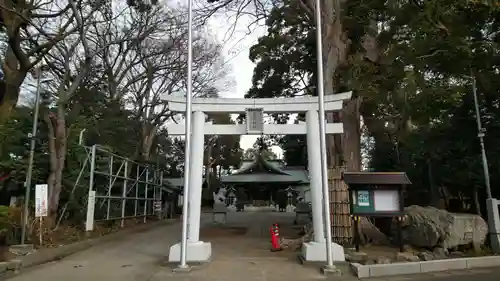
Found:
<box><xmin>206</xmin><ymin>13</ymin><xmax>284</xmax><ymax>158</ymax></box>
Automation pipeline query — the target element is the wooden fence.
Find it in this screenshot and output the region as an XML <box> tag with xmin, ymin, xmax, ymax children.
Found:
<box><xmin>328</xmin><ymin>167</ymin><xmax>352</xmax><ymax>245</ymax></box>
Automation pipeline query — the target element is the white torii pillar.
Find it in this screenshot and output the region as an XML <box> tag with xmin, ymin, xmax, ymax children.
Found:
<box><xmin>306</xmin><ymin>110</ymin><xmax>325</xmax><ymax>243</ymax></box>
<box><xmin>187</xmin><ymin>111</ymin><xmax>207</xmax><ymax>243</ymax></box>
<box><xmin>168</xmin><ymin>111</ymin><xmax>211</xmax><ymax>263</ymax></box>
<box><xmin>301</xmin><ymin>110</ymin><xmax>345</xmax><ymax>262</ymax></box>
<box><xmin>188</xmin><ymin>111</ymin><xmax>205</xmax><ymax>243</ymax></box>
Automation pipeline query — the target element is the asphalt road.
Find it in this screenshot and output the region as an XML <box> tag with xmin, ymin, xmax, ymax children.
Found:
<box><xmin>5</xmin><ymin>212</ymin><xmax>500</xmax><ymax>281</ymax></box>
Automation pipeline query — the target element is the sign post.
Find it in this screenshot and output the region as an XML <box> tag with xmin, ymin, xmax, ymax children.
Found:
<box><xmin>35</xmin><ymin>184</ymin><xmax>48</xmax><ymax>246</ymax></box>
<box><xmin>343</xmin><ymin>172</ymin><xmax>411</xmax><ymax>253</ymax></box>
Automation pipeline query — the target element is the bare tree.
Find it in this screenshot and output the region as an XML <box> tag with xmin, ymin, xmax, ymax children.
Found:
<box><xmin>97</xmin><ymin>5</ymin><xmax>227</xmax><ymax>162</ymax></box>
<box><xmin>0</xmin><ymin>0</ymin><xmax>104</xmax><ymax>122</ymax></box>
<box><xmin>91</xmin><ymin>4</ymin><xmax>175</xmax><ymax>100</ymax></box>
<box><xmin>38</xmin><ymin>0</ymin><xmax>135</xmax><ymax>217</ymax></box>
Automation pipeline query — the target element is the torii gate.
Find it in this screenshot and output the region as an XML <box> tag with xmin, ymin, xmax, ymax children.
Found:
<box><xmin>167</xmin><ymin>92</ymin><xmax>351</xmax><ymax>263</ymax></box>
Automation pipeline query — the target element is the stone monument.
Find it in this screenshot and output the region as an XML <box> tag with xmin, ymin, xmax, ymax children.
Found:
<box><xmin>213</xmin><ymin>187</ymin><xmax>227</xmax><ymax>205</ymax></box>
<box><xmin>212</xmin><ymin>188</ymin><xmax>228</xmax><ymax>223</ymax></box>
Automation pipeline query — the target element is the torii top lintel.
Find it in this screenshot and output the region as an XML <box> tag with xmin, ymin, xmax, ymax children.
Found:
<box><xmin>164</xmin><ymin>92</ymin><xmax>352</xmax><ymax>114</ymax></box>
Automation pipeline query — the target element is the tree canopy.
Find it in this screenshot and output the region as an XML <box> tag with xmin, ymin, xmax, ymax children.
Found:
<box><xmin>0</xmin><ymin>1</ymin><xmax>240</xmax><ymax>229</ymax></box>
<box><xmin>246</xmin><ymin>0</ymin><xmax>500</xmax><ymax>212</ymax></box>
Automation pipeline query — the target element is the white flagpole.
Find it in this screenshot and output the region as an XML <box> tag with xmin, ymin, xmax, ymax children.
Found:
<box><xmin>314</xmin><ymin>0</ymin><xmax>335</xmax><ymax>269</ymax></box>
<box><xmin>178</xmin><ymin>0</ymin><xmax>195</xmax><ymax>269</ymax></box>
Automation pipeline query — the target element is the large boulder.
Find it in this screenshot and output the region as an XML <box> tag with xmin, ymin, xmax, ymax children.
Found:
<box><xmin>394</xmin><ymin>205</ymin><xmax>487</xmax><ymax>249</ymax></box>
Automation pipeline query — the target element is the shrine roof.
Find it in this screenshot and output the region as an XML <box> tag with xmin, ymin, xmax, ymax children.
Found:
<box><xmin>221</xmin><ymin>153</ymin><xmax>310</xmax><ymax>184</ymax></box>
<box><xmin>237</xmin><ymin>161</ymin><xmax>254</xmax><ymax>172</ymax></box>
<box><xmin>342</xmin><ymin>172</ymin><xmax>411</xmax><ymax>185</ymax></box>
<box><xmin>284</xmin><ymin>169</ymin><xmax>310</xmax><ymax>184</ymax></box>
<box><xmin>232</xmin><ymin>152</ymin><xmax>289</xmax><ymax>175</ymax></box>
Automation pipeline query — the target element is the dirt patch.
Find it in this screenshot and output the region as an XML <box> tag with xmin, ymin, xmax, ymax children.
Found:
<box><xmin>201</xmin><ymin>226</ymin><xmax>248</xmax><ymax>238</ymax></box>
<box><xmin>30</xmin><ymin>217</ymin><xmax>161</xmax><ymax>249</ymax></box>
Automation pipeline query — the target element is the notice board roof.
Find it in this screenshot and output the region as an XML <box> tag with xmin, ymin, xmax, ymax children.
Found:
<box><xmin>342</xmin><ymin>172</ymin><xmax>411</xmax><ymax>185</ymax></box>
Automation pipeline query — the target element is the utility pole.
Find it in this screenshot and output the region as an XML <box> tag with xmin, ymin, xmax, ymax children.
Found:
<box><xmin>177</xmin><ymin>0</ymin><xmax>194</xmax><ymax>270</ymax></box>
<box><xmin>471</xmin><ymin>77</ymin><xmax>492</xmax><ymax>199</ymax></box>
<box><xmin>314</xmin><ymin>0</ymin><xmax>337</xmax><ymax>272</ymax></box>
<box><xmin>471</xmin><ymin>76</ymin><xmax>500</xmax><ymax>253</ymax></box>
<box><xmin>21</xmin><ymin>68</ymin><xmax>42</xmax><ymax>245</ymax></box>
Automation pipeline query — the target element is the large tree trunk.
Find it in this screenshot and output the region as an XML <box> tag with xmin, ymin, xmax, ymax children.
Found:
<box><xmin>322</xmin><ymin>0</ymin><xmax>350</xmax><ymax>169</ymax></box>
<box><xmin>45</xmin><ymin>105</ymin><xmax>68</xmax><ymax>220</ymax></box>
<box><xmin>0</xmin><ymin>48</ymin><xmax>27</xmax><ymax>124</ymax></box>
<box><xmin>140</xmin><ymin>123</ymin><xmax>157</xmax><ymax>162</ymax></box>
<box><xmin>0</xmin><ymin>86</ymin><xmax>17</xmax><ymax>124</ymax></box>
<box><xmin>341</xmin><ymin>98</ymin><xmax>362</xmax><ymax>171</ymax></box>
<box><xmin>303</xmin><ymin>1</ymin><xmax>384</xmax><ymax>173</ymax></box>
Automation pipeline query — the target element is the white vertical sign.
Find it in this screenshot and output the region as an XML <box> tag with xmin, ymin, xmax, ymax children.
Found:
<box><xmin>85</xmin><ymin>190</ymin><xmax>96</xmax><ymax>231</ymax></box>
<box><xmin>35</xmin><ymin>184</ymin><xmax>48</xmax><ymax>217</ymax></box>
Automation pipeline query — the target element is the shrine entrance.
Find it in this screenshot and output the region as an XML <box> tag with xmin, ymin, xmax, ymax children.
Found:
<box><xmin>220</xmin><ymin>151</ymin><xmax>308</xmax><ymax>213</ymax></box>
<box><xmin>164</xmin><ymin>93</ymin><xmax>351</xmax><ymax>264</ymax></box>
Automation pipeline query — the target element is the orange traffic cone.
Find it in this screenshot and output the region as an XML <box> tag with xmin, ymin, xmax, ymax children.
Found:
<box><xmin>270</xmin><ymin>223</ymin><xmax>283</xmax><ymax>252</ymax></box>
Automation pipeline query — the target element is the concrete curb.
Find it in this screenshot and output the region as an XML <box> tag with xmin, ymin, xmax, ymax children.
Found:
<box><xmin>3</xmin><ymin>219</ymin><xmax>176</xmax><ymax>278</ymax></box>
<box><xmin>351</xmin><ymin>255</ymin><xmax>500</xmax><ymax>278</ymax></box>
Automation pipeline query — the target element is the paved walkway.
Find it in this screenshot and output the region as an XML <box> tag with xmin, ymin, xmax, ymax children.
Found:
<box><xmin>6</xmin><ymin>212</ymin><xmax>500</xmax><ymax>281</ymax></box>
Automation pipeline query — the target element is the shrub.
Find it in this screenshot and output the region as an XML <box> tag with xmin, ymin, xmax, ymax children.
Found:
<box><xmin>0</xmin><ymin>206</ymin><xmax>10</xmax><ymax>236</ymax></box>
